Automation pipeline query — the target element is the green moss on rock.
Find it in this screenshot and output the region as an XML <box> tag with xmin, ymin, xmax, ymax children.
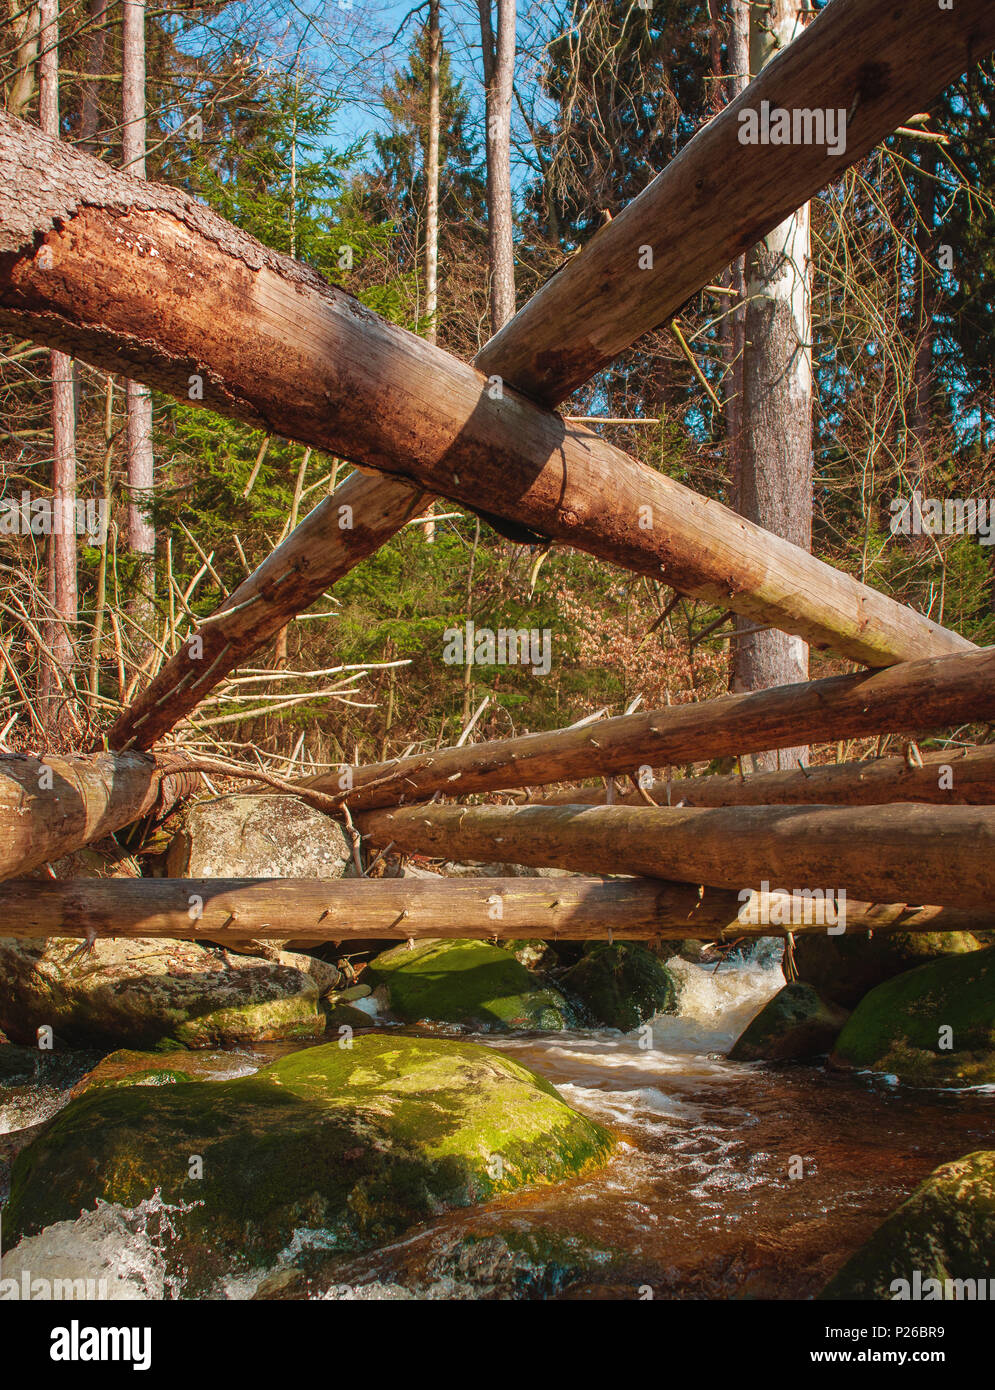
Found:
<box><xmin>367</xmin><ymin>939</ymin><xmax>572</xmax><ymax>1030</ymax></box>
<box><xmin>821</xmin><ymin>1151</ymin><xmax>995</xmax><ymax>1300</ymax></box>
<box><xmin>6</xmin><ymin>1034</ymin><xmax>614</xmax><ymax>1291</ymax></box>
<box><xmin>831</xmin><ymin>945</ymin><xmax>995</xmax><ymax>1087</ymax></box>
<box><xmin>794</xmin><ymin>930</ymin><xmax>981</xmax><ymax>1010</ymax></box>
<box><xmin>728</xmin><ymin>983</ymin><xmax>849</xmax><ymax>1062</ymax></box>
<box><xmin>559</xmin><ymin>943</ymin><xmax>678</xmax><ymax>1031</ymax></box>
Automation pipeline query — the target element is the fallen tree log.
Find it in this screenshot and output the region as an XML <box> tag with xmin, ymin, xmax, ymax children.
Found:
<box><xmin>0</xmin><ymin>876</ymin><xmax>982</xmax><ymax>941</ymax></box>
<box><xmin>356</xmin><ymin>802</ymin><xmax>995</xmax><ymax>911</ymax></box>
<box><xmin>0</xmin><ymin>753</ymin><xmax>198</xmax><ymax>880</ymax></box>
<box><xmin>539</xmin><ymin>744</ymin><xmax>995</xmax><ymax>809</ymax></box>
<box><xmin>300</xmin><ymin>647</ymin><xmax>995</xmax><ymax>810</ymax></box>
<box><xmin>478</xmin><ymin>0</ymin><xmax>995</xmax><ymax>404</ymax></box>
<box><xmin>0</xmin><ymin>114</ymin><xmax>971</xmax><ymax>713</ymax></box>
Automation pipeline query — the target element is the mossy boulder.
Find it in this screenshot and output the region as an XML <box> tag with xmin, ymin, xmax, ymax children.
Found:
<box><xmin>558</xmin><ymin>943</ymin><xmax>678</xmax><ymax>1031</ymax></box>
<box><xmin>821</xmin><ymin>1151</ymin><xmax>995</xmax><ymax>1300</ymax></box>
<box><xmin>794</xmin><ymin>930</ymin><xmax>981</xmax><ymax>1010</ymax></box>
<box><xmin>0</xmin><ymin>937</ymin><xmax>325</xmax><ymax>1049</ymax></box>
<box><xmin>71</xmin><ymin>1048</ymin><xmax>259</xmax><ymax>1096</ymax></box>
<box><xmin>728</xmin><ymin>983</ymin><xmax>849</xmax><ymax>1061</ymax></box>
<box><xmin>5</xmin><ymin>1035</ymin><xmax>614</xmax><ymax>1291</ymax></box>
<box><xmin>831</xmin><ymin>945</ymin><xmax>995</xmax><ymax>1087</ymax></box>
<box><xmin>366</xmin><ymin>939</ymin><xmax>572</xmax><ymax>1031</ymax></box>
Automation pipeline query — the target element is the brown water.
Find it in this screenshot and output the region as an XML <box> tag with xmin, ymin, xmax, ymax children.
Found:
<box><xmin>3</xmin><ymin>953</ymin><xmax>993</xmax><ymax>1300</ymax></box>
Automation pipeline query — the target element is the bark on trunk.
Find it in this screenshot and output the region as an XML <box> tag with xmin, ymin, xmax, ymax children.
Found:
<box><xmin>425</xmin><ymin>0</ymin><xmax>441</xmax><ymax>344</ymax></box>
<box><xmin>122</xmin><ymin>0</ymin><xmax>155</xmax><ymax>606</ymax></box>
<box><xmin>538</xmin><ymin>743</ymin><xmax>995</xmax><ymax>809</ymax></box>
<box><xmin>732</xmin><ymin>0</ymin><xmax>813</xmax><ymax>770</ymax></box>
<box><xmin>0</xmin><ymin>875</ymin><xmax>982</xmax><ymax>942</ymax></box>
<box><xmin>908</xmin><ymin>136</ymin><xmax>937</xmax><ymax>522</ymax></box>
<box><xmin>5</xmin><ymin>1</ymin><xmax>40</xmax><ymax>118</ymax></box>
<box><xmin>474</xmin><ymin>0</ymin><xmax>995</xmax><ymax>404</ymax></box>
<box><xmin>722</xmin><ymin>0</ymin><xmax>749</xmax><ymax>491</ymax></box>
<box><xmin>478</xmin><ymin>0</ymin><xmax>516</xmax><ymax>332</ymax></box>
<box><xmin>79</xmin><ymin>0</ymin><xmax>110</xmax><ymax>152</ymax></box>
<box><xmin>297</xmin><ymin>646</ymin><xmax>995</xmax><ymax>810</ymax></box>
<box><xmin>39</xmin><ymin>0</ymin><xmax>78</xmax><ymax>693</ymax></box>
<box><xmin>0</xmin><ymin>752</ymin><xmax>199</xmax><ymax>879</ymax></box>
<box><xmin>421</xmin><ymin>0</ymin><xmax>442</xmax><ymax>542</ymax></box>
<box><xmin>357</xmin><ymin>802</ymin><xmax>995</xmax><ymax>911</ymax></box>
<box><xmin>0</xmin><ymin>114</ymin><xmax>972</xmax><ymax>703</ymax></box>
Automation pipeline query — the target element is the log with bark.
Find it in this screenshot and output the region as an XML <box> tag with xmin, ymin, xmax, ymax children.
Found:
<box><xmin>0</xmin><ymin>112</ymin><xmax>971</xmax><ymax>753</ymax></box>
<box><xmin>0</xmin><ymin>752</ymin><xmax>198</xmax><ymax>879</ymax></box>
<box><xmin>298</xmin><ymin>647</ymin><xmax>995</xmax><ymax>811</ymax></box>
<box><xmin>356</xmin><ymin>802</ymin><xmax>995</xmax><ymax>910</ymax></box>
<box><xmin>475</xmin><ymin>0</ymin><xmax>995</xmax><ymax>403</ymax></box>
<box><xmin>539</xmin><ymin>744</ymin><xmax>995</xmax><ymax>809</ymax></box>
<box><xmin>0</xmin><ymin>875</ymin><xmax>982</xmax><ymax>942</ymax></box>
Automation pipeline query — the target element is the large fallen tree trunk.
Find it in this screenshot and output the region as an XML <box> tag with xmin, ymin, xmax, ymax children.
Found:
<box><xmin>356</xmin><ymin>802</ymin><xmax>995</xmax><ymax>911</ymax></box>
<box><xmin>477</xmin><ymin>0</ymin><xmax>995</xmax><ymax>404</ymax></box>
<box><xmin>300</xmin><ymin>647</ymin><xmax>995</xmax><ymax>810</ymax></box>
<box><xmin>539</xmin><ymin>744</ymin><xmax>995</xmax><ymax>809</ymax></box>
<box><xmin>0</xmin><ymin>116</ymin><xmax>970</xmax><ymax>728</ymax></box>
<box><xmin>0</xmin><ymin>876</ymin><xmax>983</xmax><ymax>941</ymax></box>
<box><xmin>0</xmin><ymin>753</ymin><xmax>198</xmax><ymax>879</ymax></box>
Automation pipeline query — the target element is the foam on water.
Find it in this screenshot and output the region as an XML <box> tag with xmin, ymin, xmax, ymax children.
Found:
<box><xmin>488</xmin><ymin>950</ymin><xmax>785</xmax><ymax>1128</ymax></box>
<box><xmin>0</xmin><ymin>1194</ymin><xmax>197</xmax><ymax>1300</ymax></box>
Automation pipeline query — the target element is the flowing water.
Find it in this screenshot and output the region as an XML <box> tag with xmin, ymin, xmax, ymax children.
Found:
<box><xmin>3</xmin><ymin>949</ymin><xmax>994</xmax><ymax>1300</ymax></box>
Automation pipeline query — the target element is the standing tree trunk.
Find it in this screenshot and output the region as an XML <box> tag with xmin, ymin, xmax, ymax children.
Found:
<box><xmin>723</xmin><ymin>0</ymin><xmax>749</xmax><ymax>499</ymax></box>
<box><xmin>5</xmin><ymin>1</ymin><xmax>40</xmax><ymax>117</ymax></box>
<box><xmin>908</xmin><ymin>136</ymin><xmax>937</xmax><ymax>539</ymax></box>
<box><xmin>731</xmin><ymin>0</ymin><xmax>814</xmax><ymax>770</ymax></box>
<box><xmin>39</xmin><ymin>0</ymin><xmax>78</xmax><ymax>721</ymax></box>
<box><xmin>425</xmin><ymin>0</ymin><xmax>441</xmax><ymax>345</ymax></box>
<box><xmin>422</xmin><ymin>0</ymin><xmax>442</xmax><ymax>542</ymax></box>
<box><xmin>79</xmin><ymin>0</ymin><xmax>110</xmax><ymax>151</ymax></box>
<box><xmin>122</xmin><ymin>0</ymin><xmax>155</xmax><ymax>622</ymax></box>
<box><xmin>477</xmin><ymin>0</ymin><xmax>516</xmax><ymax>333</ymax></box>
